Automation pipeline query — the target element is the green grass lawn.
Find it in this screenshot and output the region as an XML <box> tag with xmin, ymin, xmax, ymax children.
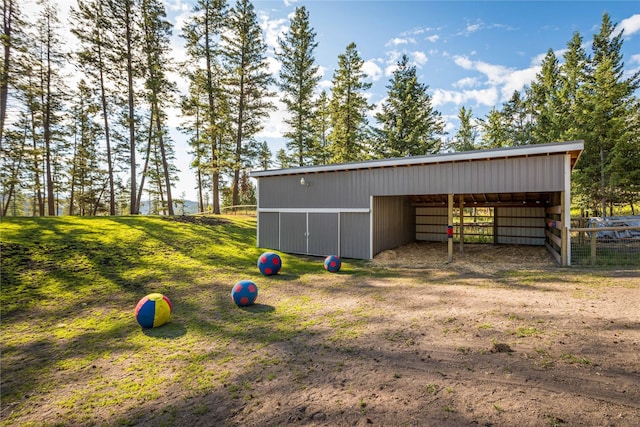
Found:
<box><xmin>1</xmin><ymin>215</ymin><xmax>360</xmax><ymax>426</ymax></box>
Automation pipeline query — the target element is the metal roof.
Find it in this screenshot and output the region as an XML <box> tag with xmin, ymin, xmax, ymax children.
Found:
<box><xmin>250</xmin><ymin>140</ymin><xmax>584</xmax><ymax>178</ymax></box>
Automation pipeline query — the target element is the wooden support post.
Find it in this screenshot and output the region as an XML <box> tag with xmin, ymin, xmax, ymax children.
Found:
<box><xmin>448</xmin><ymin>193</ymin><xmax>454</xmax><ymax>263</ymax></box>
<box><xmin>561</xmin><ymin>191</ymin><xmax>568</xmax><ymax>266</ymax></box>
<box><xmin>459</xmin><ymin>194</ymin><xmax>464</xmax><ymax>253</ymax></box>
<box><xmin>590</xmin><ymin>221</ymin><xmax>597</xmax><ymax>265</ymax></box>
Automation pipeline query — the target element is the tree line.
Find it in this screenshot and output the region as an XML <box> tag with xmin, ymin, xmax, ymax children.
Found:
<box><xmin>1</xmin><ymin>1</ymin><xmax>638</xmax><ymax>217</ymax></box>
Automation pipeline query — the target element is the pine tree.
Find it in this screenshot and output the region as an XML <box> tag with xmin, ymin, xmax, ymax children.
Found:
<box><xmin>139</xmin><ymin>0</ymin><xmax>176</xmax><ymax>215</ymax></box>
<box><xmin>310</xmin><ymin>90</ymin><xmax>330</xmax><ymax>164</ymax></box>
<box><xmin>373</xmin><ymin>54</ymin><xmax>444</xmax><ymax>158</ymax></box>
<box><xmin>222</xmin><ymin>0</ymin><xmax>275</xmax><ymax>206</ymax></box>
<box><xmin>71</xmin><ymin>0</ymin><xmax>118</xmax><ymax>214</ymax></box>
<box><xmin>449</xmin><ymin>106</ymin><xmax>477</xmax><ymax>152</ymax></box>
<box><xmin>328</xmin><ymin>42</ymin><xmax>372</xmax><ymax>163</ymax></box>
<box><xmin>257</xmin><ymin>141</ymin><xmax>271</xmax><ymax>170</ymax></box>
<box><xmin>182</xmin><ymin>0</ymin><xmax>229</xmax><ymax>214</ymax></box>
<box><xmin>573</xmin><ymin>13</ymin><xmax>639</xmax><ymax>216</ymax></box>
<box><xmin>479</xmin><ymin>107</ymin><xmax>508</xmax><ymax>149</ymax></box>
<box><xmin>276</xmin><ymin>6</ymin><xmax>320</xmax><ymax>167</ymax></box>
<box><xmin>502</xmin><ymin>90</ymin><xmax>531</xmax><ymax>146</ymax></box>
<box><xmin>528</xmin><ymin>49</ymin><xmax>562</xmax><ymax>144</ymax></box>
<box><xmin>558</xmin><ymin>32</ymin><xmax>588</xmax><ymax>142</ymax></box>
<box><xmin>34</xmin><ymin>0</ymin><xmax>68</xmax><ymax>216</ymax></box>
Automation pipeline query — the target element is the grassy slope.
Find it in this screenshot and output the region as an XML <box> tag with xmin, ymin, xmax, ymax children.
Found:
<box><xmin>1</xmin><ymin>216</ymin><xmax>363</xmax><ymax>426</ymax></box>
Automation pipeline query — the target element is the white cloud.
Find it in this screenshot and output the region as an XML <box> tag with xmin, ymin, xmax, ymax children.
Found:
<box><xmin>412</xmin><ymin>51</ymin><xmax>428</xmax><ymax>66</ymax></box>
<box><xmin>453</xmin><ymin>55</ymin><xmax>540</xmax><ymax>101</ymax></box>
<box><xmin>630</xmin><ymin>54</ymin><xmax>640</xmax><ymax>64</ymax></box>
<box><xmin>426</xmin><ymin>35</ymin><xmax>440</xmax><ymax>43</ymax></box>
<box><xmin>432</xmin><ymin>87</ymin><xmax>499</xmax><ymax>108</ymax></box>
<box><xmin>258</xmin><ymin>11</ymin><xmax>288</xmax><ymax>52</ymax></box>
<box><xmin>619</xmin><ymin>14</ymin><xmax>640</xmax><ymax>36</ymax></box>
<box><xmin>363</xmin><ymin>60</ymin><xmax>383</xmax><ymax>81</ymax></box>
<box><xmin>466</xmin><ymin>23</ymin><xmax>481</xmax><ymax>33</ymax></box>
<box><xmin>453</xmin><ymin>77</ymin><xmax>479</xmax><ymax>88</ymax></box>
<box><xmin>386</xmin><ymin>37</ymin><xmax>415</xmax><ymax>47</ymax></box>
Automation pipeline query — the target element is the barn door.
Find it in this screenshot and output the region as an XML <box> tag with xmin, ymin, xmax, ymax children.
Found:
<box><xmin>280</xmin><ymin>213</ymin><xmax>307</xmax><ymax>254</ymax></box>
<box><xmin>308</xmin><ymin>213</ymin><xmax>339</xmax><ymax>256</ymax></box>
<box><xmin>279</xmin><ymin>212</ymin><xmax>339</xmax><ymax>256</ymax></box>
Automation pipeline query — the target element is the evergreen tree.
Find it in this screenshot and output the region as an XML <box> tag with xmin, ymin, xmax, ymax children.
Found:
<box><xmin>310</xmin><ymin>89</ymin><xmax>330</xmax><ymax>164</ymax></box>
<box><xmin>502</xmin><ymin>90</ymin><xmax>531</xmax><ymax>146</ymax></box>
<box><xmin>257</xmin><ymin>141</ymin><xmax>272</xmax><ymax>170</ymax></box>
<box><xmin>182</xmin><ymin>0</ymin><xmax>229</xmax><ymax>214</ymax></box>
<box><xmin>449</xmin><ymin>106</ymin><xmax>477</xmax><ymax>152</ymax></box>
<box><xmin>139</xmin><ymin>0</ymin><xmax>176</xmax><ymax>214</ymax></box>
<box><xmin>558</xmin><ymin>32</ymin><xmax>588</xmax><ymax>142</ymax></box>
<box><xmin>328</xmin><ymin>42</ymin><xmax>372</xmax><ymax>163</ymax></box>
<box><xmin>478</xmin><ymin>107</ymin><xmax>508</xmax><ymax>149</ymax></box>
<box><xmin>34</xmin><ymin>0</ymin><xmax>68</xmax><ymax>216</ymax></box>
<box><xmin>222</xmin><ymin>0</ymin><xmax>275</xmax><ymax>206</ymax></box>
<box><xmin>373</xmin><ymin>54</ymin><xmax>444</xmax><ymax>157</ymax></box>
<box><xmin>276</xmin><ymin>6</ymin><xmax>320</xmax><ymax>167</ymax></box>
<box><xmin>528</xmin><ymin>49</ymin><xmax>562</xmax><ymax>144</ymax></box>
<box><xmin>71</xmin><ymin>0</ymin><xmax>118</xmax><ymax>214</ymax></box>
<box><xmin>573</xmin><ymin>13</ymin><xmax>639</xmax><ymax>216</ymax></box>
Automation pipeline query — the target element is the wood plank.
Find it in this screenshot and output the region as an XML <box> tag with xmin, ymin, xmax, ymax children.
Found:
<box><xmin>546</xmin><ymin>242</ymin><xmax>561</xmax><ymax>264</ymax></box>
<box><xmin>545</xmin><ymin>205</ymin><xmax>562</xmax><ymax>215</ymax></box>
<box><xmin>545</xmin><ymin>229</ymin><xmax>562</xmax><ymax>247</ymax></box>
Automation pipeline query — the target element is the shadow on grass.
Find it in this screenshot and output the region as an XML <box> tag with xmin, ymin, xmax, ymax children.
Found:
<box><xmin>141</xmin><ymin>322</ymin><xmax>188</xmax><ymax>339</ymax></box>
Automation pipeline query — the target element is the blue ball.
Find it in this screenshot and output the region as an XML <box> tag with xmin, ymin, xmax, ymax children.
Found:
<box><xmin>231</xmin><ymin>280</ymin><xmax>258</xmax><ymax>307</ymax></box>
<box><xmin>324</xmin><ymin>255</ymin><xmax>341</xmax><ymax>273</ymax></box>
<box><xmin>257</xmin><ymin>252</ymin><xmax>281</xmax><ymax>276</ymax></box>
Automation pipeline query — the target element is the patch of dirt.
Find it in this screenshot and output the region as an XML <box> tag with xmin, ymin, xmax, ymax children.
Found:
<box><xmin>162</xmin><ymin>215</ymin><xmax>230</xmax><ymax>226</ymax></box>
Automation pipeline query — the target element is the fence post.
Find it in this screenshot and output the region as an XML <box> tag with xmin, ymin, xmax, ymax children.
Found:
<box><xmin>590</xmin><ymin>222</ymin><xmax>597</xmax><ymax>265</ymax></box>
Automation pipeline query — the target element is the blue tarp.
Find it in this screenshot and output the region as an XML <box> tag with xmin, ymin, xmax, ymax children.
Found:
<box><xmin>586</xmin><ymin>216</ymin><xmax>640</xmax><ymax>240</ymax></box>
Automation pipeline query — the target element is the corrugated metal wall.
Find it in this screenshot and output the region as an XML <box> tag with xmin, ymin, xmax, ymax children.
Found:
<box><xmin>416</xmin><ymin>207</ymin><xmax>448</xmax><ymax>242</ymax></box>
<box><xmin>257</xmin><ymin>212</ymin><xmax>279</xmax><ymax>249</ymax></box>
<box><xmin>257</xmin><ymin>155</ymin><xmax>567</xmax><ymax>209</ymax></box>
<box><xmin>340</xmin><ymin>213</ymin><xmax>370</xmax><ymax>259</ymax></box>
<box><xmin>496</xmin><ymin>207</ymin><xmax>545</xmax><ymax>245</ymax></box>
<box><xmin>372</xmin><ymin>196</ymin><xmax>415</xmax><ymax>257</ymax></box>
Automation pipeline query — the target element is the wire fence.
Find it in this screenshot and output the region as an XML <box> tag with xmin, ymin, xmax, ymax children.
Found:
<box><xmin>570</xmin><ymin>218</ymin><xmax>640</xmax><ymax>266</ymax></box>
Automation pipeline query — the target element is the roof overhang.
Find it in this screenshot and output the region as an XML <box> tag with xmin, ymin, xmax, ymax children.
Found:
<box><xmin>250</xmin><ymin>140</ymin><xmax>584</xmax><ymax>178</ymax></box>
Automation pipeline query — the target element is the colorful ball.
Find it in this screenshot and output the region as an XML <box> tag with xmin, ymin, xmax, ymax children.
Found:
<box><xmin>257</xmin><ymin>252</ymin><xmax>281</xmax><ymax>276</ymax></box>
<box><xmin>231</xmin><ymin>280</ymin><xmax>258</xmax><ymax>307</ymax></box>
<box><xmin>324</xmin><ymin>255</ymin><xmax>341</xmax><ymax>273</ymax></box>
<box><xmin>135</xmin><ymin>293</ymin><xmax>172</xmax><ymax>328</ymax></box>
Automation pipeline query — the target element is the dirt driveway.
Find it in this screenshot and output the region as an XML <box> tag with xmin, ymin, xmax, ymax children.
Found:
<box><xmin>217</xmin><ymin>244</ymin><xmax>640</xmax><ymax>426</ymax></box>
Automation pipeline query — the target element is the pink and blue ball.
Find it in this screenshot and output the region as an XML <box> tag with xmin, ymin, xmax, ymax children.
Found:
<box><xmin>135</xmin><ymin>293</ymin><xmax>172</xmax><ymax>328</ymax></box>
<box><xmin>231</xmin><ymin>280</ymin><xmax>258</xmax><ymax>307</ymax></box>
<box><xmin>324</xmin><ymin>255</ymin><xmax>341</xmax><ymax>273</ymax></box>
<box><xmin>257</xmin><ymin>252</ymin><xmax>281</xmax><ymax>276</ymax></box>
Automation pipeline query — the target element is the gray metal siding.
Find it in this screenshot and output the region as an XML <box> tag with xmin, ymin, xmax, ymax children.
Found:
<box><xmin>280</xmin><ymin>213</ymin><xmax>307</xmax><ymax>254</ymax></box>
<box><xmin>308</xmin><ymin>213</ymin><xmax>339</xmax><ymax>256</ymax></box>
<box><xmin>257</xmin><ymin>212</ymin><xmax>280</xmax><ymax>249</ymax></box>
<box><xmin>416</xmin><ymin>207</ymin><xmax>448</xmax><ymax>242</ymax></box>
<box><xmin>340</xmin><ymin>213</ymin><xmax>370</xmax><ymax>259</ymax></box>
<box><xmin>496</xmin><ymin>207</ymin><xmax>545</xmax><ymax>245</ymax></box>
<box><xmin>257</xmin><ymin>155</ymin><xmax>567</xmax><ymax>209</ymax></box>
<box><xmin>372</xmin><ymin>196</ymin><xmax>415</xmax><ymax>256</ymax></box>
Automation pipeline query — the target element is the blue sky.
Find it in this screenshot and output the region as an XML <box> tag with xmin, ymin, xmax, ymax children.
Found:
<box><xmin>24</xmin><ymin>1</ymin><xmax>640</xmax><ymax>202</ymax></box>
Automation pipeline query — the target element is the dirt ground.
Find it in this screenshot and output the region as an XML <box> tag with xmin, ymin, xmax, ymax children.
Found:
<box><xmin>5</xmin><ymin>243</ymin><xmax>640</xmax><ymax>426</ymax></box>
<box><xmin>170</xmin><ymin>243</ymin><xmax>640</xmax><ymax>427</ymax></box>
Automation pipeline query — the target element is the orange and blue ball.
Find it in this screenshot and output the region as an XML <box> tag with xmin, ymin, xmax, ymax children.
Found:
<box><xmin>257</xmin><ymin>252</ymin><xmax>281</xmax><ymax>276</ymax></box>
<box><xmin>135</xmin><ymin>293</ymin><xmax>172</xmax><ymax>328</ymax></box>
<box><xmin>231</xmin><ymin>280</ymin><xmax>258</xmax><ymax>307</ymax></box>
<box><xmin>324</xmin><ymin>255</ymin><xmax>341</xmax><ymax>273</ymax></box>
